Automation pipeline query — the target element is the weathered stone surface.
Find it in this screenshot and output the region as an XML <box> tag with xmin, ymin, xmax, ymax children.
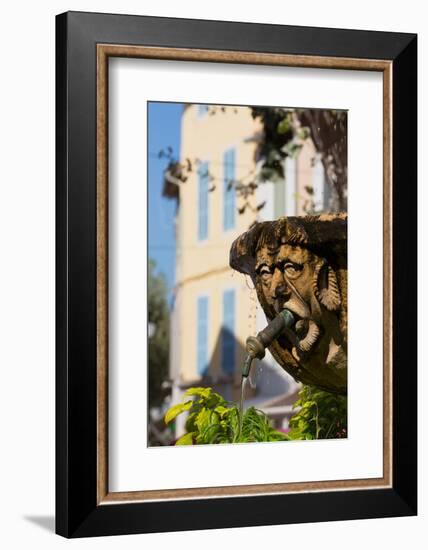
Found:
<box><xmin>230</xmin><ymin>214</ymin><xmax>347</xmax><ymax>395</ymax></box>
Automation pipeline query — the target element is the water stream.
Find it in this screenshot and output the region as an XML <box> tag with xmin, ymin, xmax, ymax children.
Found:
<box><xmin>238</xmin><ymin>376</ymin><xmax>247</xmax><ymax>439</ymax></box>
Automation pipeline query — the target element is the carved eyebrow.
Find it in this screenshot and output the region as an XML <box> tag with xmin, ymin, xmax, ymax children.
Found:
<box><xmin>255</xmin><ymin>262</ymin><xmax>272</xmax><ymax>273</ymax></box>
<box><xmin>275</xmin><ymin>258</ymin><xmax>302</xmax><ymax>268</ymax></box>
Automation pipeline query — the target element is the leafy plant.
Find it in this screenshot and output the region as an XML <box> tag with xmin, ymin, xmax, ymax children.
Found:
<box><xmin>165</xmin><ymin>385</ymin><xmax>347</xmax><ymax>445</ymax></box>
<box><xmin>288</xmin><ymin>385</ymin><xmax>347</xmax><ymax>440</ymax></box>
<box><xmin>164</xmin><ymin>387</ymin><xmax>288</xmax><ymax>445</ymax></box>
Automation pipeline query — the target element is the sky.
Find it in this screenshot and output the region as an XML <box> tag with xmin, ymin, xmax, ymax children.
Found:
<box><xmin>148</xmin><ymin>102</ymin><xmax>183</xmax><ymax>297</ymax></box>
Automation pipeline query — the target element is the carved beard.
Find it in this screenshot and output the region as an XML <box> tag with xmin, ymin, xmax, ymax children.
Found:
<box><xmin>293</xmin><ymin>319</ymin><xmax>321</xmax><ymax>359</ymax></box>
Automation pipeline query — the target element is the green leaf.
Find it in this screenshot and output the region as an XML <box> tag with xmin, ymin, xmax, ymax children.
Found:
<box><xmin>214</xmin><ymin>405</ymin><xmax>230</xmax><ymax>417</ymax></box>
<box><xmin>185</xmin><ymin>387</ymin><xmax>212</xmax><ymax>399</ymax></box>
<box><xmin>268</xmin><ymin>430</ymin><xmax>289</xmax><ymax>441</ymax></box>
<box><xmin>164</xmin><ymin>400</ymin><xmax>192</xmax><ymax>424</ymax></box>
<box><xmin>206</xmin><ymin>393</ymin><xmax>225</xmax><ymax>408</ymax></box>
<box><xmin>175</xmin><ymin>432</ymin><xmax>195</xmax><ymax>445</ymax></box>
<box><xmin>277</xmin><ymin>117</ymin><xmax>290</xmax><ymax>134</ymax></box>
<box><xmin>195</xmin><ymin>408</ymin><xmax>215</xmax><ymax>433</ymax></box>
<box><xmin>185</xmin><ymin>411</ymin><xmax>198</xmax><ymax>432</ymax></box>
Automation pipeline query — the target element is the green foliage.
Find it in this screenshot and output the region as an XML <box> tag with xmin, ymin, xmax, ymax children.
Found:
<box><xmin>239</xmin><ymin>407</ymin><xmax>289</xmax><ymax>443</ymax></box>
<box><xmin>251</xmin><ymin>107</ymin><xmax>294</xmax><ymax>182</ymax></box>
<box><xmin>251</xmin><ymin>106</ymin><xmax>348</xmax><ymax>211</ymax></box>
<box><xmin>277</xmin><ymin>114</ymin><xmax>291</xmax><ymax>135</ymax></box>
<box><xmin>288</xmin><ymin>385</ymin><xmax>347</xmax><ymax>440</ymax></box>
<box><xmin>164</xmin><ymin>387</ymin><xmax>288</xmax><ymax>445</ymax></box>
<box><xmin>148</xmin><ymin>259</ymin><xmax>170</xmax><ymax>409</ymax></box>
<box><xmin>164</xmin><ymin>385</ymin><xmax>347</xmax><ymax>445</ymax></box>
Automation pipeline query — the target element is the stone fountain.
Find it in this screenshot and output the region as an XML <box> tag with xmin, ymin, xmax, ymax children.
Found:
<box><xmin>230</xmin><ymin>213</ymin><xmax>347</xmax><ymax>395</ymax></box>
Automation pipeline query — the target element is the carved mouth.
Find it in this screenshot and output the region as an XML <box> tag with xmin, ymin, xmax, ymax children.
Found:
<box><xmin>279</xmin><ymin>298</ymin><xmax>310</xmax><ymax>320</ymax></box>
<box><xmin>273</xmin><ymin>301</ymin><xmax>322</xmax><ymax>362</ymax></box>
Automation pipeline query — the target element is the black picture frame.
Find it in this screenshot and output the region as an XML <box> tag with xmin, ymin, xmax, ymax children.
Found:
<box><xmin>56</xmin><ymin>10</ymin><xmax>417</xmax><ymax>538</ymax></box>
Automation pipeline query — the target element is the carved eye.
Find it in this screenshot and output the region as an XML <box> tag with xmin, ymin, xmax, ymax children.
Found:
<box><xmin>258</xmin><ymin>265</ymin><xmax>272</xmax><ymax>280</ymax></box>
<box><xmin>284</xmin><ymin>262</ymin><xmax>303</xmax><ymax>278</ymax></box>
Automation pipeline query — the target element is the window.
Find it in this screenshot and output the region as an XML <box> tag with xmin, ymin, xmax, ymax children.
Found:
<box><xmin>197</xmin><ymin>296</ymin><xmax>209</xmax><ymax>376</ymax></box>
<box><xmin>223</xmin><ymin>148</ymin><xmax>236</xmax><ymax>231</ymax></box>
<box><xmin>197</xmin><ymin>104</ymin><xmax>209</xmax><ymax>117</ymax></box>
<box><xmin>198</xmin><ymin>161</ymin><xmax>209</xmax><ymax>240</ymax></box>
<box><xmin>221</xmin><ymin>289</ymin><xmax>235</xmax><ymax>375</ymax></box>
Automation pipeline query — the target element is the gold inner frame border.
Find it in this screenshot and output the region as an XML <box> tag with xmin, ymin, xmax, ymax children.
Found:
<box><xmin>96</xmin><ymin>44</ymin><xmax>393</xmax><ymax>505</ymax></box>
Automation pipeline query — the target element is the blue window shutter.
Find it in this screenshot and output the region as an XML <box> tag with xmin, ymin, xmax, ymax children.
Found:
<box><xmin>221</xmin><ymin>290</ymin><xmax>235</xmax><ymax>374</ymax></box>
<box><xmin>223</xmin><ymin>148</ymin><xmax>236</xmax><ymax>231</ymax></box>
<box><xmin>197</xmin><ymin>296</ymin><xmax>209</xmax><ymax>376</ymax></box>
<box><xmin>198</xmin><ymin>161</ymin><xmax>209</xmax><ymax>240</ymax></box>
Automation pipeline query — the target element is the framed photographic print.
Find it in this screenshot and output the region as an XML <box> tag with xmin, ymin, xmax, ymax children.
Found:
<box><xmin>56</xmin><ymin>11</ymin><xmax>417</xmax><ymax>538</ymax></box>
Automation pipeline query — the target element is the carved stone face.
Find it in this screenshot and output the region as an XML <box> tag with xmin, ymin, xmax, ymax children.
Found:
<box><xmin>254</xmin><ymin>239</ymin><xmax>343</xmax><ymax>365</ymax></box>
<box><xmin>255</xmin><ymin>243</ymin><xmax>315</xmax><ymax>319</ymax></box>
<box><xmin>230</xmin><ymin>214</ymin><xmax>347</xmax><ymax>394</ymax></box>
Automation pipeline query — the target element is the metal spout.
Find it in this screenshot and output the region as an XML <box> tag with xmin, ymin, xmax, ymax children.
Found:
<box><xmin>241</xmin><ymin>309</ymin><xmax>295</xmax><ymax>378</ymax></box>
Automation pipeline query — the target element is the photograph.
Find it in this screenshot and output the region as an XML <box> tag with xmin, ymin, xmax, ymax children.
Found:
<box><xmin>147</xmin><ymin>102</ymin><xmax>348</xmax><ymax>446</ymax></box>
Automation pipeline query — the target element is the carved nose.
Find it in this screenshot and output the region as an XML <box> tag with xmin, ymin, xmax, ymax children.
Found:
<box><xmin>273</xmin><ymin>283</ymin><xmax>291</xmax><ymax>300</ymax></box>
